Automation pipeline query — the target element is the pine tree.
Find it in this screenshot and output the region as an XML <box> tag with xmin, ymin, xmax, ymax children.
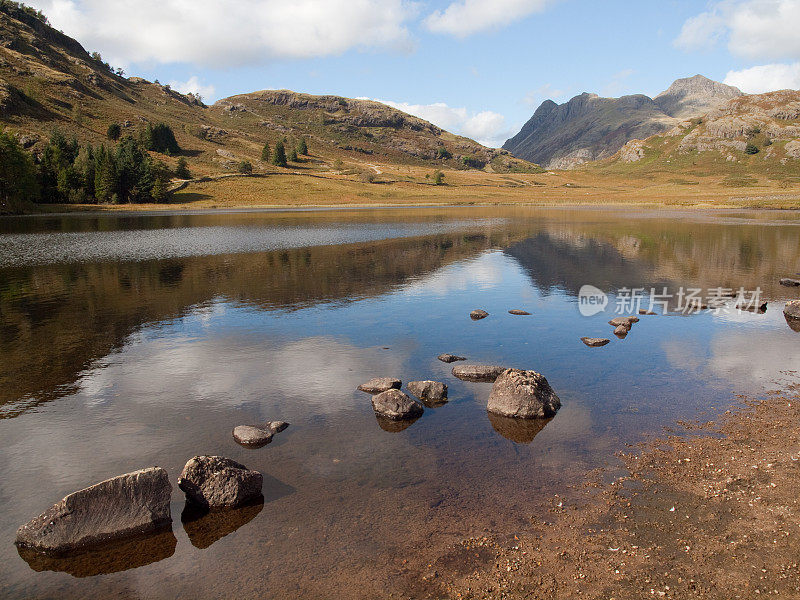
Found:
<box><xmin>175</xmin><ymin>157</ymin><xmax>191</xmax><ymax>179</ymax></box>
<box><xmin>297</xmin><ymin>138</ymin><xmax>308</xmax><ymax>155</ymax></box>
<box><xmin>272</xmin><ymin>141</ymin><xmax>287</xmax><ymax>167</ymax></box>
<box><xmin>0</xmin><ymin>130</ymin><xmax>39</xmax><ymax>211</ymax></box>
<box><xmin>106</xmin><ymin>123</ymin><xmax>121</xmax><ymax>141</ymax></box>
<box><xmin>261</xmin><ymin>142</ymin><xmax>270</xmax><ymax>162</ymax></box>
<box><xmin>289</xmin><ymin>148</ymin><xmax>298</xmax><ymax>162</ymax></box>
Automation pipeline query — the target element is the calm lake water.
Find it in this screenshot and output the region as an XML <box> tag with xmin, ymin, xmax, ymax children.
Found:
<box><xmin>1</xmin><ymin>206</ymin><xmax>799</xmax><ymax>599</ymax></box>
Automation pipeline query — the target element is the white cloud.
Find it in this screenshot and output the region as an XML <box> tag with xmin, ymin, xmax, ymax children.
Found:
<box><xmin>424</xmin><ymin>0</ymin><xmax>554</xmax><ymax>37</ymax></box>
<box><xmin>169</xmin><ymin>76</ymin><xmax>217</xmax><ymax>103</ymax></box>
<box><xmin>367</xmin><ymin>98</ymin><xmax>513</xmax><ymax>147</ymax></box>
<box><xmin>675</xmin><ymin>0</ymin><xmax>800</xmax><ymax>61</ymax></box>
<box><xmin>724</xmin><ymin>62</ymin><xmax>800</xmax><ymax>92</ymax></box>
<box><xmin>28</xmin><ymin>0</ymin><xmax>418</xmax><ymax>68</ymax></box>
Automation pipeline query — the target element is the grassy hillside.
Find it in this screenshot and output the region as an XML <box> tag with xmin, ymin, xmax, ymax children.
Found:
<box><xmin>598</xmin><ymin>90</ymin><xmax>800</xmax><ymax>193</ymax></box>
<box><xmin>0</xmin><ymin>2</ymin><xmax>538</xmax><ymax>213</ymax></box>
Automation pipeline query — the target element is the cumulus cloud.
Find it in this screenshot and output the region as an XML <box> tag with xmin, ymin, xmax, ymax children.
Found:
<box><xmin>424</xmin><ymin>0</ymin><xmax>554</xmax><ymax>37</ymax></box>
<box><xmin>367</xmin><ymin>99</ymin><xmax>513</xmax><ymax>147</ymax></box>
<box><xmin>28</xmin><ymin>0</ymin><xmax>417</xmax><ymax>68</ymax></box>
<box><xmin>168</xmin><ymin>76</ymin><xmax>217</xmax><ymax>102</ymax></box>
<box><xmin>675</xmin><ymin>0</ymin><xmax>800</xmax><ymax>61</ymax></box>
<box><xmin>724</xmin><ymin>62</ymin><xmax>800</xmax><ymax>92</ymax></box>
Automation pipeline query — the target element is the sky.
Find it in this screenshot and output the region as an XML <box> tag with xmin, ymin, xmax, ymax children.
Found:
<box><xmin>25</xmin><ymin>0</ymin><xmax>800</xmax><ymax>147</ymax></box>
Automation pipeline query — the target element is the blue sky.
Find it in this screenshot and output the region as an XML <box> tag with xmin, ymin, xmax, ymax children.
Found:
<box><xmin>28</xmin><ymin>0</ymin><xmax>800</xmax><ymax>146</ymax></box>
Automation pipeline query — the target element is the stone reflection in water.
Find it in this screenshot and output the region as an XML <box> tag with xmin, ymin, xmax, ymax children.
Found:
<box><xmin>182</xmin><ymin>499</ymin><xmax>264</xmax><ymax>550</ymax></box>
<box><xmin>487</xmin><ymin>412</ymin><xmax>552</xmax><ymax>444</ymax></box>
<box><xmin>17</xmin><ymin>528</ymin><xmax>177</xmax><ymax>578</ymax></box>
<box><xmin>375</xmin><ymin>414</ymin><xmax>421</xmax><ymax>433</ymax></box>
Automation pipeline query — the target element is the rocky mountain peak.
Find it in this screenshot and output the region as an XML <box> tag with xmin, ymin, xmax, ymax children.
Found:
<box><xmin>654</xmin><ymin>74</ymin><xmax>743</xmax><ymax>118</ymax></box>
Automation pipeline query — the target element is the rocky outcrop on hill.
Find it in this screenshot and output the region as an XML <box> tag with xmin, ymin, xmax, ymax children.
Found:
<box><xmin>504</xmin><ymin>75</ymin><xmax>742</xmax><ymax>169</ymax></box>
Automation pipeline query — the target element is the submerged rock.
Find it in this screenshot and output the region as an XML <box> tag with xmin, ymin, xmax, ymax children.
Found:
<box><xmin>780</xmin><ymin>278</ymin><xmax>800</xmax><ymax>287</ymax></box>
<box><xmin>508</xmin><ymin>309</ymin><xmax>531</xmax><ymax>315</ymax></box>
<box><xmin>581</xmin><ymin>337</ymin><xmax>610</xmax><ymax>347</ymax></box>
<box><xmin>358</xmin><ymin>377</ymin><xmax>401</xmax><ymax>394</ymax></box>
<box><xmin>232</xmin><ymin>421</ymin><xmax>289</xmax><ymax>448</ymax></box>
<box><xmin>438</xmin><ymin>353</ymin><xmax>467</xmax><ymax>363</ymax></box>
<box><xmin>452</xmin><ymin>364</ymin><xmax>508</xmax><ymax>383</ymax></box>
<box><xmin>178</xmin><ymin>456</ymin><xmax>263</xmax><ymax>509</ymax></box>
<box><xmin>487</xmin><ymin>369</ymin><xmax>561</xmax><ymax>419</ymax></box>
<box><xmin>407</xmin><ymin>380</ymin><xmax>448</xmax><ymax>406</ymax></box>
<box><xmin>470</xmin><ymin>309</ymin><xmax>489</xmax><ymax>320</ymax></box>
<box><xmin>15</xmin><ymin>467</ymin><xmax>172</xmax><ymax>553</ymax></box>
<box><xmin>609</xmin><ymin>316</ymin><xmax>638</xmax><ymax>327</ymax></box>
<box><xmin>638</xmin><ymin>309</ymin><xmax>657</xmax><ymax>315</ymax></box>
<box><xmin>371</xmin><ymin>389</ymin><xmax>424</xmax><ymax>420</ymax></box>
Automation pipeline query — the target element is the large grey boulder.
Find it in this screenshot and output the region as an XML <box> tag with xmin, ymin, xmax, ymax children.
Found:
<box><xmin>785</xmin><ymin>301</ymin><xmax>800</xmax><ymax>332</ymax></box>
<box><xmin>452</xmin><ymin>364</ymin><xmax>508</xmax><ymax>382</ymax></box>
<box><xmin>178</xmin><ymin>456</ymin><xmax>263</xmax><ymax>509</ymax></box>
<box><xmin>371</xmin><ymin>389</ymin><xmax>424</xmax><ymax>420</ymax></box>
<box><xmin>358</xmin><ymin>377</ymin><xmax>401</xmax><ymax>394</ymax></box>
<box><xmin>407</xmin><ymin>380</ymin><xmax>448</xmax><ymax>406</ymax></box>
<box><xmin>487</xmin><ymin>369</ymin><xmax>561</xmax><ymax>419</ymax></box>
<box><xmin>15</xmin><ymin>467</ymin><xmax>172</xmax><ymax>553</ymax></box>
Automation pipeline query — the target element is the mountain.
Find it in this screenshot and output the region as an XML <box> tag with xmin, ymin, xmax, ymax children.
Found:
<box><xmin>504</xmin><ymin>75</ymin><xmax>743</xmax><ymax>169</ymax></box>
<box><xmin>607</xmin><ymin>89</ymin><xmax>800</xmax><ymax>184</ymax></box>
<box><xmin>0</xmin><ymin>2</ymin><xmax>533</xmax><ymax>187</ymax></box>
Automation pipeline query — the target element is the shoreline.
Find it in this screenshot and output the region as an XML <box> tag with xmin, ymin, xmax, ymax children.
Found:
<box><xmin>391</xmin><ymin>384</ymin><xmax>800</xmax><ymax>598</ymax></box>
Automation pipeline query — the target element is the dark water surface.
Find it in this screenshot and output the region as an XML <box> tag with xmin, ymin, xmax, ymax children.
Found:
<box><xmin>1</xmin><ymin>206</ymin><xmax>799</xmax><ymax>599</ymax></box>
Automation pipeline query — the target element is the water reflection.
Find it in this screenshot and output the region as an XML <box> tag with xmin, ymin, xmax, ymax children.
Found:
<box><xmin>182</xmin><ymin>500</ymin><xmax>264</xmax><ymax>550</ymax></box>
<box><xmin>17</xmin><ymin>529</ymin><xmax>177</xmax><ymax>578</ymax></box>
<box><xmin>375</xmin><ymin>415</ymin><xmax>421</xmax><ymax>433</ymax></box>
<box><xmin>1</xmin><ymin>206</ymin><xmax>800</xmax><ymax>599</ymax></box>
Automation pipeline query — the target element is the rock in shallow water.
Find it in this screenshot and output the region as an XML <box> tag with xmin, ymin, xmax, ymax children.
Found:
<box><xmin>438</xmin><ymin>353</ymin><xmax>467</xmax><ymax>363</ymax></box>
<box><xmin>233</xmin><ymin>426</ymin><xmax>273</xmax><ymax>447</ymax></box>
<box><xmin>452</xmin><ymin>364</ymin><xmax>508</xmax><ymax>382</ymax></box>
<box><xmin>785</xmin><ymin>301</ymin><xmax>800</xmax><ymax>328</ymax></box>
<box><xmin>407</xmin><ymin>380</ymin><xmax>448</xmax><ymax>406</ymax></box>
<box><xmin>508</xmin><ymin>309</ymin><xmax>531</xmax><ymax>315</ymax></box>
<box><xmin>487</xmin><ymin>368</ymin><xmax>561</xmax><ymax>419</ymax></box>
<box><xmin>358</xmin><ymin>377</ymin><xmax>401</xmax><ymax>394</ymax></box>
<box><xmin>581</xmin><ymin>337</ymin><xmax>610</xmax><ymax>347</ymax></box>
<box><xmin>15</xmin><ymin>467</ymin><xmax>172</xmax><ymax>553</ymax></box>
<box><xmin>371</xmin><ymin>388</ymin><xmax>424</xmax><ymax>420</ymax></box>
<box><xmin>470</xmin><ymin>309</ymin><xmax>489</xmax><ymax>320</ymax></box>
<box><xmin>614</xmin><ymin>325</ymin><xmax>629</xmax><ymax>338</ymax></box>
<box><xmin>178</xmin><ymin>456</ymin><xmax>263</xmax><ymax>509</ymax></box>
<box><xmin>780</xmin><ymin>278</ymin><xmax>800</xmax><ymax>287</ymax></box>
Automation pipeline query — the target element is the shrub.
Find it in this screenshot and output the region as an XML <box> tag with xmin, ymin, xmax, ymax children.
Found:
<box><xmin>237</xmin><ymin>160</ymin><xmax>253</xmax><ymax>174</ymax></box>
<box><xmin>432</xmin><ymin>170</ymin><xmax>445</xmax><ymax>185</ymax></box>
<box><xmin>462</xmin><ymin>156</ymin><xmax>486</xmax><ymax>169</ymax></box>
<box><xmin>106</xmin><ymin>123</ymin><xmax>121</xmax><ymax>141</ymax></box>
<box><xmin>436</xmin><ymin>147</ymin><xmax>452</xmax><ymax>160</ymax></box>
<box><xmin>745</xmin><ymin>143</ymin><xmax>759</xmax><ymax>155</ymax></box>
<box><xmin>261</xmin><ymin>142</ymin><xmax>270</xmax><ymax>162</ymax></box>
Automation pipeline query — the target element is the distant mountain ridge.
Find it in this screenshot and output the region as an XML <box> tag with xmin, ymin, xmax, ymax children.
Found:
<box><xmin>504</xmin><ymin>75</ymin><xmax>743</xmax><ymax>169</ymax></box>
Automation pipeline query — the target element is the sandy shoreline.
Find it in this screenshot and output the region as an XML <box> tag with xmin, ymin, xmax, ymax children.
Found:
<box><xmin>386</xmin><ymin>383</ymin><xmax>800</xmax><ymax>599</ymax></box>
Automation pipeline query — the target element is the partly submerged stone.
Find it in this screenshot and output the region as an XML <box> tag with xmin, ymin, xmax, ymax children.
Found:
<box><xmin>407</xmin><ymin>380</ymin><xmax>448</xmax><ymax>406</ymax></box>
<box><xmin>15</xmin><ymin>467</ymin><xmax>172</xmax><ymax>554</ymax></box>
<box><xmin>508</xmin><ymin>309</ymin><xmax>531</xmax><ymax>316</ymax></box>
<box><xmin>780</xmin><ymin>278</ymin><xmax>800</xmax><ymax>287</ymax></box>
<box><xmin>638</xmin><ymin>309</ymin><xmax>657</xmax><ymax>315</ymax></box>
<box><xmin>371</xmin><ymin>389</ymin><xmax>424</xmax><ymax>420</ymax></box>
<box><xmin>357</xmin><ymin>377</ymin><xmax>401</xmax><ymax>394</ymax></box>
<box><xmin>609</xmin><ymin>316</ymin><xmax>638</xmax><ymax>327</ymax></box>
<box><xmin>581</xmin><ymin>337</ymin><xmax>610</xmax><ymax>347</ymax></box>
<box><xmin>178</xmin><ymin>456</ymin><xmax>263</xmax><ymax>509</ymax></box>
<box><xmin>487</xmin><ymin>368</ymin><xmax>561</xmax><ymax>419</ymax></box>
<box><xmin>470</xmin><ymin>309</ymin><xmax>489</xmax><ymax>320</ymax></box>
<box><xmin>784</xmin><ymin>301</ymin><xmax>800</xmax><ymax>330</ymax></box>
<box><xmin>438</xmin><ymin>353</ymin><xmax>467</xmax><ymax>363</ymax></box>
<box><xmin>233</xmin><ymin>426</ymin><xmax>273</xmax><ymax>447</ymax></box>
<box><xmin>452</xmin><ymin>364</ymin><xmax>508</xmax><ymax>383</ymax></box>
<box><xmin>614</xmin><ymin>325</ymin><xmax>629</xmax><ymax>338</ymax></box>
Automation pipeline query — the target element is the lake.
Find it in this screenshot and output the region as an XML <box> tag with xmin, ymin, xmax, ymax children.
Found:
<box><xmin>1</xmin><ymin>206</ymin><xmax>799</xmax><ymax>599</ymax></box>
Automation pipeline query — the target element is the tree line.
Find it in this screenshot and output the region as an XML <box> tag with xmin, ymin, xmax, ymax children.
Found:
<box><xmin>0</xmin><ymin>123</ymin><xmax>189</xmax><ymax>210</ymax></box>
